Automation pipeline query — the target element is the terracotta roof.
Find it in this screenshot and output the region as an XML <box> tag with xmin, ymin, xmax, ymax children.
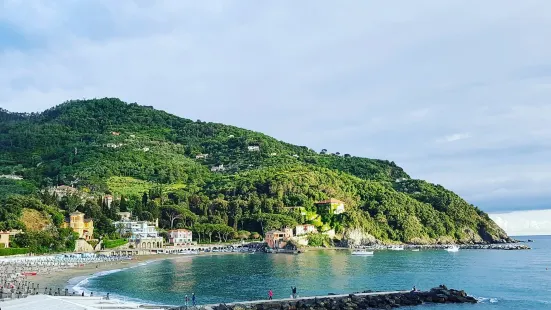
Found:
<box><xmin>315</xmin><ymin>198</ymin><xmax>344</xmax><ymax>204</ymax></box>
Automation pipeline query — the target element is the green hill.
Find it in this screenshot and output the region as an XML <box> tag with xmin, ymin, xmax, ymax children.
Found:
<box><xmin>0</xmin><ymin>98</ymin><xmax>510</xmax><ymax>245</ymax></box>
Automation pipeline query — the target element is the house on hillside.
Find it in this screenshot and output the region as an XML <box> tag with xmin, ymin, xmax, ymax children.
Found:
<box><xmin>117</xmin><ymin>212</ymin><xmax>132</xmax><ymax>221</ymax></box>
<box><xmin>0</xmin><ymin>175</ymin><xmax>23</xmax><ymax>180</ymax></box>
<box><xmin>265</xmin><ymin>229</ymin><xmax>292</xmax><ymax>249</ymax></box>
<box><xmin>112</xmin><ymin>218</ymin><xmax>163</xmax><ymax>249</ymax></box>
<box><xmin>248</xmin><ymin>145</ymin><xmax>260</xmax><ymax>152</ymax></box>
<box><xmin>168</xmin><ymin>229</ymin><xmax>193</xmax><ymax>245</ymax></box>
<box><xmin>295</xmin><ymin>224</ymin><xmax>317</xmax><ymax>236</ymax></box>
<box><xmin>48</xmin><ymin>185</ymin><xmax>79</xmax><ymax>198</ymax></box>
<box><xmin>315</xmin><ymin>198</ymin><xmax>346</xmax><ymax>215</ymax></box>
<box><xmin>284</xmin><ymin>206</ymin><xmax>307</xmax><ymax>216</ymax></box>
<box><xmin>61</xmin><ymin>211</ymin><xmax>94</xmax><ymax>240</ymax></box>
<box><xmin>111</xmin><ymin>132</ymin><xmax>120</xmax><ymax>136</ymax></box>
<box><xmin>103</xmin><ymin>195</ymin><xmax>113</xmax><ymax>209</ymax></box>
<box><xmin>0</xmin><ymin>231</ymin><xmax>11</xmax><ymax>248</ymax></box>
<box><xmin>195</xmin><ymin>153</ymin><xmax>209</xmax><ymax>159</ymax></box>
<box><xmin>211</xmin><ymin>164</ymin><xmax>225</xmax><ymax>172</ymax></box>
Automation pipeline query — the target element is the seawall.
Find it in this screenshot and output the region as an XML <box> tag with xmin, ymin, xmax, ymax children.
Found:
<box><xmin>169</xmin><ymin>286</ymin><xmax>477</xmax><ymax>310</ymax></box>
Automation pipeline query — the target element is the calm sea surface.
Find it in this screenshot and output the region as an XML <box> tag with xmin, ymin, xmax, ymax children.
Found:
<box><xmin>79</xmin><ymin>236</ymin><xmax>551</xmax><ymax>309</ymax></box>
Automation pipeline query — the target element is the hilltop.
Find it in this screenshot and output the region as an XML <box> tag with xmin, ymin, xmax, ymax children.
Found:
<box><xmin>0</xmin><ymin>98</ymin><xmax>510</xmax><ymax>246</ymax></box>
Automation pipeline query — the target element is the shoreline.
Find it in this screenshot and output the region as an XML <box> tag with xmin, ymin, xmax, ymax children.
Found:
<box><xmin>32</xmin><ymin>251</ymin><xmax>249</xmax><ymax>294</ymax></box>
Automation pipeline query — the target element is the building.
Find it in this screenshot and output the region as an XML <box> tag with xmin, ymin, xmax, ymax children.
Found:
<box><xmin>103</xmin><ymin>195</ymin><xmax>113</xmax><ymax>209</ymax></box>
<box><xmin>117</xmin><ymin>212</ymin><xmax>132</xmax><ymax>221</ymax></box>
<box><xmin>112</xmin><ymin>219</ymin><xmax>163</xmax><ymax>249</ymax></box>
<box><xmin>62</xmin><ymin>211</ymin><xmax>94</xmax><ymax>240</ymax></box>
<box><xmin>265</xmin><ymin>229</ymin><xmax>292</xmax><ymax>249</ymax></box>
<box><xmin>295</xmin><ymin>224</ymin><xmax>317</xmax><ymax>236</ymax></box>
<box><xmin>111</xmin><ymin>131</ymin><xmax>121</xmax><ymax>136</ymax></box>
<box><xmin>195</xmin><ymin>153</ymin><xmax>209</xmax><ymax>159</ymax></box>
<box><xmin>247</xmin><ymin>145</ymin><xmax>260</xmax><ymax>152</ymax></box>
<box><xmin>168</xmin><ymin>229</ymin><xmax>193</xmax><ymax>245</ymax></box>
<box><xmin>0</xmin><ymin>231</ymin><xmax>10</xmax><ymax>248</ymax></box>
<box><xmin>315</xmin><ymin>198</ymin><xmax>346</xmax><ymax>215</ymax></box>
<box><xmin>211</xmin><ymin>164</ymin><xmax>225</xmax><ymax>172</ymax></box>
<box><xmin>285</xmin><ymin>206</ymin><xmax>307</xmax><ymax>216</ymax></box>
<box><xmin>48</xmin><ymin>185</ymin><xmax>79</xmax><ymax>198</ymax></box>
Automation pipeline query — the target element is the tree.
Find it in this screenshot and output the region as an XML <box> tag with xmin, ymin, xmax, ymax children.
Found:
<box><xmin>162</xmin><ymin>205</ymin><xmax>186</xmax><ymax>229</ymax></box>
<box><xmin>238</xmin><ymin>230</ymin><xmax>251</xmax><ymax>241</ymax></box>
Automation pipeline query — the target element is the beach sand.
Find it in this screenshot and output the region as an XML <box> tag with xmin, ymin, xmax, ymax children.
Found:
<box><xmin>29</xmin><ymin>252</ymin><xmax>240</xmax><ymax>293</ymax></box>
<box><xmin>29</xmin><ymin>255</ymin><xmax>166</xmax><ymax>291</ymax></box>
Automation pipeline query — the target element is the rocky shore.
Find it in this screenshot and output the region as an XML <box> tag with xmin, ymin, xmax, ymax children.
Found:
<box><xmin>180</xmin><ymin>286</ymin><xmax>477</xmax><ymax>310</ymax></box>
<box><xmin>358</xmin><ymin>243</ymin><xmax>530</xmax><ymax>251</ymax></box>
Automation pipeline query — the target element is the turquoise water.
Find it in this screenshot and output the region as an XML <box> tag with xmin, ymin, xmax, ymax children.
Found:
<box><xmin>80</xmin><ymin>236</ymin><xmax>551</xmax><ymax>309</ymax></box>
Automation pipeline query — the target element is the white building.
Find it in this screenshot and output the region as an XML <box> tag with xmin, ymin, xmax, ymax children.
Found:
<box><xmin>168</xmin><ymin>229</ymin><xmax>193</xmax><ymax>245</ymax></box>
<box><xmin>103</xmin><ymin>195</ymin><xmax>113</xmax><ymax>209</ymax></box>
<box><xmin>211</xmin><ymin>164</ymin><xmax>225</xmax><ymax>172</ymax></box>
<box><xmin>195</xmin><ymin>153</ymin><xmax>209</xmax><ymax>159</ymax></box>
<box><xmin>112</xmin><ymin>219</ymin><xmax>163</xmax><ymax>249</ymax></box>
<box><xmin>295</xmin><ymin>224</ymin><xmax>317</xmax><ymax>236</ymax></box>
<box><xmin>248</xmin><ymin>146</ymin><xmax>260</xmax><ymax>151</ymax></box>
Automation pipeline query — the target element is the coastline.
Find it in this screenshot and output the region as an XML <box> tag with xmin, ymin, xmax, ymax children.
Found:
<box><xmin>31</xmin><ymin>254</ymin><xmax>164</xmax><ymax>291</ymax></box>
<box><xmin>30</xmin><ymin>251</ymin><xmax>249</xmax><ymax>294</ymax></box>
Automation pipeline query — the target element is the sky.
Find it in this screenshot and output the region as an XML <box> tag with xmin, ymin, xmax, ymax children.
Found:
<box><xmin>1</xmin><ymin>1</ymin><xmax>551</xmax><ymax>234</ymax></box>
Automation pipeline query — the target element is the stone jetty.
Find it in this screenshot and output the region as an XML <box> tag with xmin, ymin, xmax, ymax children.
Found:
<box><xmin>170</xmin><ymin>286</ymin><xmax>477</xmax><ymax>310</ymax></box>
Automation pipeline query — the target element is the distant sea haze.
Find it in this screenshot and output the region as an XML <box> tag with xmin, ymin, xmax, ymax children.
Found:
<box><xmin>490</xmin><ymin>209</ymin><xmax>551</xmax><ymax>236</ymax></box>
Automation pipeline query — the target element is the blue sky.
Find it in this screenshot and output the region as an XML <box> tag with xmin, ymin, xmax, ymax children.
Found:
<box><xmin>1</xmin><ymin>1</ymin><xmax>551</xmax><ymax>226</ymax></box>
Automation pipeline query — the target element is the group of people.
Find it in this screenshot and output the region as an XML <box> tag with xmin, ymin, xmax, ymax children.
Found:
<box><xmin>184</xmin><ymin>293</ymin><xmax>197</xmax><ymax>307</ymax></box>
<box><xmin>267</xmin><ymin>287</ymin><xmax>298</xmax><ymax>300</ymax></box>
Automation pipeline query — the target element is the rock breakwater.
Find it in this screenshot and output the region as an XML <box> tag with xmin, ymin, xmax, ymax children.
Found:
<box><xmin>174</xmin><ymin>286</ymin><xmax>477</xmax><ymax>310</ymax></box>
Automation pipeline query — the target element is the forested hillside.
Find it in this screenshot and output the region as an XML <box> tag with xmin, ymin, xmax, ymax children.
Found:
<box><xmin>0</xmin><ymin>98</ymin><xmax>510</xmax><ymax>248</ymax></box>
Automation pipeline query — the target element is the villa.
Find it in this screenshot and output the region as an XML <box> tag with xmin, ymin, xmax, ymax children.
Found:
<box><xmin>61</xmin><ymin>211</ymin><xmax>94</xmax><ymax>240</ymax></box>
<box><xmin>195</xmin><ymin>153</ymin><xmax>209</xmax><ymax>159</ymax></box>
<box><xmin>168</xmin><ymin>229</ymin><xmax>193</xmax><ymax>245</ymax></box>
<box><xmin>112</xmin><ymin>218</ymin><xmax>163</xmax><ymax>249</ymax></box>
<box><xmin>295</xmin><ymin>224</ymin><xmax>317</xmax><ymax>236</ymax></box>
<box><xmin>248</xmin><ymin>145</ymin><xmax>260</xmax><ymax>151</ymax></box>
<box><xmin>315</xmin><ymin>198</ymin><xmax>346</xmax><ymax>215</ymax></box>
<box><xmin>0</xmin><ymin>231</ymin><xmax>10</xmax><ymax>248</ymax></box>
<box><xmin>265</xmin><ymin>229</ymin><xmax>293</xmax><ymax>249</ymax></box>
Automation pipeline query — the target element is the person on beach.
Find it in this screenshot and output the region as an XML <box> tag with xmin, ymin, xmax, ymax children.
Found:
<box><xmin>292</xmin><ymin>287</ymin><xmax>297</xmax><ymax>299</ymax></box>
<box><xmin>192</xmin><ymin>293</ymin><xmax>196</xmax><ymax>306</ymax></box>
<box><xmin>268</xmin><ymin>289</ymin><xmax>273</xmax><ymax>300</ymax></box>
<box><xmin>185</xmin><ymin>295</ymin><xmax>189</xmax><ymax>307</ymax></box>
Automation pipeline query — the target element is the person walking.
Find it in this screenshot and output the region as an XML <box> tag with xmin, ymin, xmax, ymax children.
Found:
<box><xmin>185</xmin><ymin>295</ymin><xmax>189</xmax><ymax>307</ymax></box>
<box><xmin>268</xmin><ymin>289</ymin><xmax>273</xmax><ymax>300</ymax></box>
<box><xmin>192</xmin><ymin>293</ymin><xmax>196</xmax><ymax>306</ymax></box>
<box><xmin>292</xmin><ymin>287</ymin><xmax>297</xmax><ymax>299</ymax></box>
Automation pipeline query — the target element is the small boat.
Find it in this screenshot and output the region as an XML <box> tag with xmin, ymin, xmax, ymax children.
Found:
<box><xmin>351</xmin><ymin>250</ymin><xmax>374</xmax><ymax>256</ymax></box>
<box><xmin>445</xmin><ymin>245</ymin><xmax>460</xmax><ymax>252</ymax></box>
<box><xmin>411</xmin><ymin>249</ymin><xmax>420</xmax><ymax>252</ymax></box>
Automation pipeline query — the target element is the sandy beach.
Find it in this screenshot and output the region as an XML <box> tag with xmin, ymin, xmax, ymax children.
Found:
<box><xmin>24</xmin><ymin>252</ymin><xmax>243</xmax><ymax>293</ymax></box>
<box><xmin>25</xmin><ymin>254</ymin><xmax>169</xmax><ymax>292</ymax></box>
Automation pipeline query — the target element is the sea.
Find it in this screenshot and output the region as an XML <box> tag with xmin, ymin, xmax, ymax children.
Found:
<box><xmin>75</xmin><ymin>235</ymin><xmax>551</xmax><ymax>309</ymax></box>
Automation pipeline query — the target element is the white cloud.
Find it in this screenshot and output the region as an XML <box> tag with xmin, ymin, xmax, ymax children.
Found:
<box><xmin>490</xmin><ymin>210</ymin><xmax>551</xmax><ymax>236</ymax></box>
<box><xmin>439</xmin><ymin>133</ymin><xmax>471</xmax><ymax>143</ymax></box>
<box><xmin>1</xmin><ymin>1</ymin><xmax>551</xmax><ymax>211</ymax></box>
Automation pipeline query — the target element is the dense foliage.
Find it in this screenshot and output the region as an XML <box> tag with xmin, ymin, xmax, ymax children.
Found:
<box><xmin>0</xmin><ymin>99</ymin><xmax>510</xmax><ymax>249</ymax></box>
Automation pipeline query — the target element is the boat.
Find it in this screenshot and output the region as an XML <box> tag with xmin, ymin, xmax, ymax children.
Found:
<box><xmin>351</xmin><ymin>250</ymin><xmax>374</xmax><ymax>256</ymax></box>
<box><xmin>389</xmin><ymin>245</ymin><xmax>404</xmax><ymax>251</ymax></box>
<box><xmin>445</xmin><ymin>245</ymin><xmax>460</xmax><ymax>252</ymax></box>
<box><xmin>411</xmin><ymin>249</ymin><xmax>420</xmax><ymax>252</ymax></box>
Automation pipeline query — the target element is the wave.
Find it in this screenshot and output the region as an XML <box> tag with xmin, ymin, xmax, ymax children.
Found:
<box><xmin>69</xmin><ymin>259</ymin><xmax>160</xmax><ymax>294</ymax></box>
<box><xmin>475</xmin><ymin>296</ymin><xmax>498</xmax><ymax>303</ymax></box>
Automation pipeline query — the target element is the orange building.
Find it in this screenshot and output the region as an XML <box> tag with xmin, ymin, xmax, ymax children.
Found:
<box><xmin>62</xmin><ymin>211</ymin><xmax>94</xmax><ymax>240</ymax></box>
